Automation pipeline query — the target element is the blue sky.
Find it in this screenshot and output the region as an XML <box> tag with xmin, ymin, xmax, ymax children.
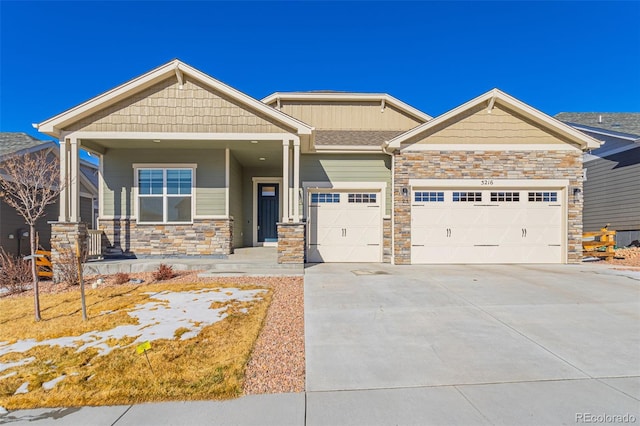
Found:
<box><xmin>1</xmin><ymin>1</ymin><xmax>639</xmax><ymax>143</ymax></box>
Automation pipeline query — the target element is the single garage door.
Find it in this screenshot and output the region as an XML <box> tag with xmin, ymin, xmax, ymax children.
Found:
<box><xmin>411</xmin><ymin>189</ymin><xmax>563</xmax><ymax>264</ymax></box>
<box><xmin>308</xmin><ymin>191</ymin><xmax>382</xmax><ymax>262</ymax></box>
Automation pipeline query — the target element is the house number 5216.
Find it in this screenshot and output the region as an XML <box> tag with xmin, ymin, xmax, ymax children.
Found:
<box><xmin>481</xmin><ymin>179</ymin><xmax>494</xmax><ymax>185</ymax></box>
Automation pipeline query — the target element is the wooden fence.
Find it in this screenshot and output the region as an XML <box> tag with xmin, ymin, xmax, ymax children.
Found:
<box><xmin>583</xmin><ymin>227</ymin><xmax>616</xmax><ymax>259</ymax></box>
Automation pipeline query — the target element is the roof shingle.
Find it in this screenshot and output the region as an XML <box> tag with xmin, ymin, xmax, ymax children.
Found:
<box><xmin>315</xmin><ymin>130</ymin><xmax>405</xmax><ymax>146</ymax></box>
<box><xmin>554</xmin><ymin>113</ymin><xmax>640</xmax><ymax>138</ymax></box>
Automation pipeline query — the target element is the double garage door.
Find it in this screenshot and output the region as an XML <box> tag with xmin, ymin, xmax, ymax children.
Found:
<box><xmin>308</xmin><ymin>191</ymin><xmax>382</xmax><ymax>263</ymax></box>
<box><xmin>411</xmin><ymin>189</ymin><xmax>564</xmax><ymax>264</ymax></box>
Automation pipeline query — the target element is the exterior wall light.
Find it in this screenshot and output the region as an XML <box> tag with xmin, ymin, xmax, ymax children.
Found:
<box><xmin>401</xmin><ymin>187</ymin><xmax>409</xmax><ymax>199</ymax></box>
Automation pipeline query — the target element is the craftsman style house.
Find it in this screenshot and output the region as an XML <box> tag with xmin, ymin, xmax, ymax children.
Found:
<box><xmin>36</xmin><ymin>60</ymin><xmax>600</xmax><ymax>266</ymax></box>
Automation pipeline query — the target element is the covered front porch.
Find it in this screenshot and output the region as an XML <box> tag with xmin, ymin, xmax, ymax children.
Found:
<box><xmin>56</xmin><ymin>132</ymin><xmax>307</xmax><ymax>264</ymax></box>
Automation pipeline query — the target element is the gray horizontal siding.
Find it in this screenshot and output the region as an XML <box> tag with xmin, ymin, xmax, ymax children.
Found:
<box><xmin>300</xmin><ymin>153</ymin><xmax>392</xmax><ymax>216</ymax></box>
<box><xmin>102</xmin><ymin>148</ymin><xmax>226</xmax><ymax>218</ymax></box>
<box><xmin>583</xmin><ymin>146</ymin><xmax>640</xmax><ymax>232</ymax></box>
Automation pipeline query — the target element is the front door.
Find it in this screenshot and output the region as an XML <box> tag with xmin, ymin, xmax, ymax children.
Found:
<box><xmin>257</xmin><ymin>183</ymin><xmax>279</xmax><ymax>243</ymax></box>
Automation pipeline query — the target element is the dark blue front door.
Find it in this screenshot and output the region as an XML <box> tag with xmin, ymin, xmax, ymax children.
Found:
<box><xmin>258</xmin><ymin>183</ymin><xmax>279</xmax><ymax>243</ymax></box>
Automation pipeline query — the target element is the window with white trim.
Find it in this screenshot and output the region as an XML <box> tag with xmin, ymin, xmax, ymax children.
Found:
<box><xmin>453</xmin><ymin>191</ymin><xmax>482</xmax><ymax>202</ymax></box>
<box><xmin>348</xmin><ymin>193</ymin><xmax>377</xmax><ymax>203</ymax></box>
<box><xmin>415</xmin><ymin>191</ymin><xmax>444</xmax><ymax>202</ymax></box>
<box><xmin>138</xmin><ymin>168</ymin><xmax>193</xmax><ymax>223</ymax></box>
<box><xmin>491</xmin><ymin>192</ymin><xmax>520</xmax><ymax>202</ymax></box>
<box><xmin>311</xmin><ymin>193</ymin><xmax>340</xmax><ymax>203</ymax></box>
<box><xmin>528</xmin><ymin>191</ymin><xmax>558</xmax><ymax>202</ymax></box>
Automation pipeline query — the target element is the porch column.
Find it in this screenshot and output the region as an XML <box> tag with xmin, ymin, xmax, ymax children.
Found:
<box><xmin>58</xmin><ymin>137</ymin><xmax>69</xmax><ymax>222</ymax></box>
<box><xmin>282</xmin><ymin>139</ymin><xmax>290</xmax><ymax>222</ymax></box>
<box><xmin>293</xmin><ymin>138</ymin><xmax>300</xmax><ymax>222</ymax></box>
<box><xmin>69</xmin><ymin>137</ymin><xmax>81</xmax><ymax>222</ymax></box>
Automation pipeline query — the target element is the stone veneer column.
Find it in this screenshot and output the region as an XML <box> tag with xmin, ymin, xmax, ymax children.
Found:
<box><xmin>277</xmin><ymin>222</ymin><xmax>305</xmax><ymax>264</ymax></box>
<box><xmin>50</xmin><ymin>222</ymin><xmax>88</xmax><ymax>283</ymax></box>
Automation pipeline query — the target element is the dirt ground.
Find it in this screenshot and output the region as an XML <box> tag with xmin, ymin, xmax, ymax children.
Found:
<box><xmin>605</xmin><ymin>247</ymin><xmax>640</xmax><ymax>268</ymax></box>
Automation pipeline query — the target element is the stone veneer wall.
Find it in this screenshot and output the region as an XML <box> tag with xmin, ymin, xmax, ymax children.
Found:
<box><xmin>50</xmin><ymin>222</ymin><xmax>88</xmax><ymax>283</ymax></box>
<box><xmin>99</xmin><ymin>218</ymin><xmax>233</xmax><ymax>256</ymax></box>
<box><xmin>383</xmin><ymin>218</ymin><xmax>392</xmax><ymax>263</ymax></box>
<box><xmin>393</xmin><ymin>150</ymin><xmax>583</xmax><ymax>264</ymax></box>
<box><xmin>277</xmin><ymin>223</ymin><xmax>305</xmax><ymax>264</ymax></box>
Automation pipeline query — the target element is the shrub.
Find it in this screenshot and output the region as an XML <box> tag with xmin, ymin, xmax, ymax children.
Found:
<box><xmin>153</xmin><ymin>263</ymin><xmax>174</xmax><ymax>281</ymax></box>
<box><xmin>114</xmin><ymin>272</ymin><xmax>130</xmax><ymax>285</ymax></box>
<box><xmin>0</xmin><ymin>248</ymin><xmax>32</xmax><ymax>294</ymax></box>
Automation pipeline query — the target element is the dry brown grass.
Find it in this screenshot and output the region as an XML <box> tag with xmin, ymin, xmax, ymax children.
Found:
<box><xmin>0</xmin><ymin>281</ymin><xmax>271</xmax><ymax>409</ymax></box>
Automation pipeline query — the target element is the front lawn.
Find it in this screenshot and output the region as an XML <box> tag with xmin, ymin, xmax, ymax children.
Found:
<box><xmin>0</xmin><ymin>280</ymin><xmax>271</xmax><ymax>409</ymax></box>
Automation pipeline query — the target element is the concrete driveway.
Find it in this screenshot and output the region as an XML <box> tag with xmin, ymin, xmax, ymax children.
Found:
<box><xmin>304</xmin><ymin>263</ymin><xmax>640</xmax><ymax>425</ymax></box>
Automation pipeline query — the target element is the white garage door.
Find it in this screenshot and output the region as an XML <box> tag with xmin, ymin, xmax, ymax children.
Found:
<box><xmin>308</xmin><ymin>191</ymin><xmax>382</xmax><ymax>263</ymax></box>
<box><xmin>411</xmin><ymin>189</ymin><xmax>563</xmax><ymax>264</ymax></box>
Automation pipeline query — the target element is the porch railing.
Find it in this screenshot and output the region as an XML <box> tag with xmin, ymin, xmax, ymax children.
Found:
<box><xmin>87</xmin><ymin>229</ymin><xmax>103</xmax><ymax>259</ymax></box>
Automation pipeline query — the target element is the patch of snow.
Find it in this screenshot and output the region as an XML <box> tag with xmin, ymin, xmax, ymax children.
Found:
<box><xmin>0</xmin><ymin>288</ymin><xmax>266</xmax><ymax>367</ymax></box>
<box><xmin>0</xmin><ymin>371</ymin><xmax>17</xmax><ymax>380</ymax></box>
<box><xmin>14</xmin><ymin>382</ymin><xmax>29</xmax><ymax>395</ymax></box>
<box><xmin>0</xmin><ymin>405</ymin><xmax>7</xmax><ymax>415</ymax></box>
<box><xmin>0</xmin><ymin>357</ymin><xmax>36</xmax><ymax>373</ymax></box>
<box><xmin>42</xmin><ymin>375</ymin><xmax>66</xmax><ymax>390</ymax></box>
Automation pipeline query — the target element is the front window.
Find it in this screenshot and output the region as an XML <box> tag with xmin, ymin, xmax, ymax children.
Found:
<box><xmin>138</xmin><ymin>168</ymin><xmax>193</xmax><ymax>223</ymax></box>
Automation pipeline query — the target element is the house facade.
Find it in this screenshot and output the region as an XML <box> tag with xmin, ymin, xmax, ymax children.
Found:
<box><xmin>556</xmin><ymin>113</ymin><xmax>640</xmax><ymax>247</ymax></box>
<box><xmin>36</xmin><ymin>60</ymin><xmax>600</xmax><ymax>267</ymax></box>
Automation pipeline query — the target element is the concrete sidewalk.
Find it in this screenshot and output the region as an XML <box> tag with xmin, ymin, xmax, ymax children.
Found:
<box><xmin>2</xmin><ymin>263</ymin><xmax>639</xmax><ymax>425</ymax></box>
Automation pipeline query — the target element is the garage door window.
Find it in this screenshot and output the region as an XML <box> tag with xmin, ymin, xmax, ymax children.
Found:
<box><xmin>311</xmin><ymin>193</ymin><xmax>340</xmax><ymax>203</ymax></box>
<box><xmin>453</xmin><ymin>191</ymin><xmax>482</xmax><ymax>202</ymax></box>
<box><xmin>491</xmin><ymin>192</ymin><xmax>520</xmax><ymax>202</ymax></box>
<box><xmin>528</xmin><ymin>192</ymin><xmax>558</xmax><ymax>202</ymax></box>
<box><xmin>415</xmin><ymin>191</ymin><xmax>444</xmax><ymax>202</ymax></box>
<box><xmin>348</xmin><ymin>193</ymin><xmax>377</xmax><ymax>203</ymax></box>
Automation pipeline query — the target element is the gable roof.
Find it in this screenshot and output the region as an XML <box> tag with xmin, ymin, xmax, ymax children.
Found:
<box><xmin>0</xmin><ymin>132</ymin><xmax>56</xmax><ymax>159</ymax></box>
<box><xmin>554</xmin><ymin>113</ymin><xmax>640</xmax><ymax>139</ymax></box>
<box><xmin>37</xmin><ymin>59</ymin><xmax>313</xmax><ymax>138</ymax></box>
<box><xmin>386</xmin><ymin>89</ymin><xmax>602</xmax><ymax>151</ymax></box>
<box><xmin>262</xmin><ymin>92</ymin><xmax>432</xmax><ymax>123</ymax></box>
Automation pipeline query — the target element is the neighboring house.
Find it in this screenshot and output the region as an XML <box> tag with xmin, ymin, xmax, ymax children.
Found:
<box><xmin>555</xmin><ymin>113</ymin><xmax>640</xmax><ymax>247</ymax></box>
<box><xmin>35</xmin><ymin>60</ymin><xmax>600</xmax><ymax>266</ymax></box>
<box><xmin>0</xmin><ymin>132</ymin><xmax>98</xmax><ymax>256</ymax></box>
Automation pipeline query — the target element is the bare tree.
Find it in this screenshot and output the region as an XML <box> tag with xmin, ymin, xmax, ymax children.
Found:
<box><xmin>0</xmin><ymin>150</ymin><xmax>63</xmax><ymax>321</ymax></box>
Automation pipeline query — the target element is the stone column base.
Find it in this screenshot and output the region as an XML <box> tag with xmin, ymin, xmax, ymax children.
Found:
<box><xmin>50</xmin><ymin>222</ymin><xmax>88</xmax><ymax>283</ymax></box>
<box><xmin>277</xmin><ymin>222</ymin><xmax>305</xmax><ymax>264</ymax></box>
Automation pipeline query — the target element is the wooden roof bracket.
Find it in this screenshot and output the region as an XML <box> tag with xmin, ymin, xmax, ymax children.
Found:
<box><xmin>175</xmin><ymin>64</ymin><xmax>184</xmax><ymax>89</ymax></box>
<box><xmin>381</xmin><ymin>99</ymin><xmax>386</xmax><ymax>112</ymax></box>
<box><xmin>487</xmin><ymin>92</ymin><xmax>496</xmax><ymax>113</ymax></box>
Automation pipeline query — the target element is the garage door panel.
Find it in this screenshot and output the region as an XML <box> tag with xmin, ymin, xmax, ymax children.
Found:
<box><xmin>308</xmin><ymin>191</ymin><xmax>382</xmax><ymax>263</ymax></box>
<box><xmin>411</xmin><ymin>188</ymin><xmax>564</xmax><ymax>264</ymax></box>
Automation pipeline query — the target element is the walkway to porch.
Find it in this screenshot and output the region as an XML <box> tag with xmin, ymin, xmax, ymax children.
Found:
<box><xmin>82</xmin><ymin>247</ymin><xmax>303</xmax><ymax>276</ymax></box>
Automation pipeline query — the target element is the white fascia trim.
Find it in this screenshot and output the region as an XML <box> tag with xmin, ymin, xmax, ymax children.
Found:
<box><xmin>38</xmin><ymin>60</ymin><xmax>313</xmax><ymax>137</ymax></box>
<box><xmin>67</xmin><ymin>131</ymin><xmax>300</xmax><ymax>141</ymax></box>
<box><xmin>584</xmin><ymin>142</ymin><xmax>640</xmax><ymax>162</ymax></box>
<box><xmin>387</xmin><ymin>89</ymin><xmax>602</xmax><ymax>151</ymax></box>
<box><xmin>400</xmin><ymin>143</ymin><xmax>580</xmax><ymax>152</ymax></box>
<box><xmin>262</xmin><ymin>92</ymin><xmax>432</xmax><ymax>122</ymax></box>
<box><xmin>408</xmin><ymin>178</ymin><xmax>570</xmax><ymax>189</ymax></box>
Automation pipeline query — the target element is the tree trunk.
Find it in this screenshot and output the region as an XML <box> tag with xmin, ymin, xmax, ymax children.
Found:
<box><xmin>30</xmin><ymin>224</ymin><xmax>41</xmax><ymax>321</ymax></box>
